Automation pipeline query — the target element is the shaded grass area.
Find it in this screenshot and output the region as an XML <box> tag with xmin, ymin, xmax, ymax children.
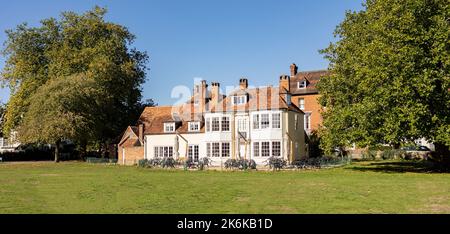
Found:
<box><xmin>0</xmin><ymin>160</ymin><xmax>449</xmax><ymax>213</ymax></box>
<box><xmin>348</xmin><ymin>160</ymin><xmax>450</xmax><ymax>173</ymax></box>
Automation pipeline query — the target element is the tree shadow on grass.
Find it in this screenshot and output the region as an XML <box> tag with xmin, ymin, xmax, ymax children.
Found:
<box><xmin>347</xmin><ymin>160</ymin><xmax>450</xmax><ymax>174</ymax></box>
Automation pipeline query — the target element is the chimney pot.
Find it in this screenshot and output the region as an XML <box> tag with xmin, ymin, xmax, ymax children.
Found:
<box><xmin>239</xmin><ymin>78</ymin><xmax>248</xmax><ymax>89</ymax></box>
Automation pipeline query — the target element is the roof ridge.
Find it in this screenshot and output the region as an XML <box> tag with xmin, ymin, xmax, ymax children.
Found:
<box><xmin>297</xmin><ymin>69</ymin><xmax>329</xmax><ymax>73</ymax></box>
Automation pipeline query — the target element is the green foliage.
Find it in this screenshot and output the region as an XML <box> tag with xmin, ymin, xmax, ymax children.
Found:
<box><xmin>1</xmin><ymin>6</ymin><xmax>148</xmax><ymax>147</ymax></box>
<box><xmin>0</xmin><ymin>103</ymin><xmax>5</xmax><ymax>137</ymax></box>
<box><xmin>361</xmin><ymin>150</ymin><xmax>378</xmax><ymax>161</ymax></box>
<box><xmin>18</xmin><ymin>74</ymin><xmax>100</xmax><ymax>145</ymax></box>
<box><xmin>318</xmin><ymin>0</ymin><xmax>450</xmax><ymax>154</ymax></box>
<box><xmin>307</xmin><ymin>130</ymin><xmax>323</xmax><ymax>158</ymax></box>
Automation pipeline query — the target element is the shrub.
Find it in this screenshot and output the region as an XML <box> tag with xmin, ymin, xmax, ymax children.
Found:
<box><xmin>138</xmin><ymin>159</ymin><xmax>148</xmax><ymax>167</ymax></box>
<box><xmin>266</xmin><ymin>157</ymin><xmax>286</xmax><ymax>171</ymax></box>
<box><xmin>381</xmin><ymin>149</ymin><xmax>406</xmax><ymax>160</ymax></box>
<box><xmin>361</xmin><ymin>150</ymin><xmax>377</xmax><ymax>160</ymax></box>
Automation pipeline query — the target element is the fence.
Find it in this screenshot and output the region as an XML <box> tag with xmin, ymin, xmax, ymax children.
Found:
<box><xmin>85</xmin><ymin>157</ymin><xmax>118</xmax><ymax>164</ymax></box>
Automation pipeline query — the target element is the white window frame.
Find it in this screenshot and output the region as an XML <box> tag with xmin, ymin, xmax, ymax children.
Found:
<box><xmin>211</xmin><ymin>117</ymin><xmax>220</xmax><ymax>132</ymax></box>
<box><xmin>221</xmin><ymin>116</ymin><xmax>230</xmax><ymax>132</ymax></box>
<box><xmin>304</xmin><ymin>112</ymin><xmax>311</xmax><ymax>130</ymax></box>
<box><xmin>221</xmin><ymin>142</ymin><xmax>230</xmax><ymax>158</ymax></box>
<box><xmin>253</xmin><ymin>114</ymin><xmax>259</xmax><ymax>129</ymax></box>
<box><xmin>298</xmin><ymin>98</ymin><xmax>305</xmax><ymax>110</ymax></box>
<box><xmin>261</xmin><ymin>141</ymin><xmax>270</xmax><ymax>157</ymax></box>
<box><xmin>212</xmin><ymin>142</ymin><xmax>220</xmax><ymax>157</ymax></box>
<box><xmin>260</xmin><ymin>113</ymin><xmax>270</xmax><ymax>129</ymax></box>
<box><xmin>272</xmin><ymin>141</ymin><xmax>281</xmax><ymax>157</ymax></box>
<box><xmin>298</xmin><ymin>80</ymin><xmax>307</xmax><ymax>89</ymax></box>
<box><xmin>253</xmin><ymin>142</ymin><xmax>260</xmax><ymax>157</ymax></box>
<box><xmin>232</xmin><ymin>95</ymin><xmax>247</xmax><ymax>105</ymax></box>
<box><xmin>154</xmin><ymin>146</ymin><xmax>173</xmax><ymax>158</ymax></box>
<box><xmin>272</xmin><ymin>113</ymin><xmax>281</xmax><ymax>129</ymax></box>
<box><xmin>164</xmin><ymin>123</ymin><xmax>175</xmax><ymax>133</ymax></box>
<box><xmin>205</xmin><ymin>118</ymin><xmax>210</xmax><ymax>132</ymax></box>
<box><xmin>188</xmin><ymin>121</ymin><xmax>200</xmax><ymax>132</ymax></box>
<box><xmin>188</xmin><ymin>145</ymin><xmax>199</xmax><ymax>162</ymax></box>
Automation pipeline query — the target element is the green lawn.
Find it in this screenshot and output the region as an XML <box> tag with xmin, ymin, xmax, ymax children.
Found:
<box><xmin>0</xmin><ymin>160</ymin><xmax>449</xmax><ymax>213</ymax></box>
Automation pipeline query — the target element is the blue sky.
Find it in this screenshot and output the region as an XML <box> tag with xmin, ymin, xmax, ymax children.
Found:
<box><xmin>0</xmin><ymin>0</ymin><xmax>364</xmax><ymax>105</ymax></box>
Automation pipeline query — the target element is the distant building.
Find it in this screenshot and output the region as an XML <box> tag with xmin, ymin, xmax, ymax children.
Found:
<box><xmin>0</xmin><ymin>131</ymin><xmax>20</xmax><ymax>153</ymax></box>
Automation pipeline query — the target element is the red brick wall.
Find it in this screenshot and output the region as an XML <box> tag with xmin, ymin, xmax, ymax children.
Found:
<box><xmin>117</xmin><ymin>146</ymin><xmax>144</xmax><ymax>165</ymax></box>
<box><xmin>291</xmin><ymin>94</ymin><xmax>322</xmax><ymax>131</ymax></box>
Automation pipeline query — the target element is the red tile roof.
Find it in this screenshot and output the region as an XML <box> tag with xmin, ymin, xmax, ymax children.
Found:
<box><xmin>290</xmin><ymin>70</ymin><xmax>330</xmax><ymax>95</ymax></box>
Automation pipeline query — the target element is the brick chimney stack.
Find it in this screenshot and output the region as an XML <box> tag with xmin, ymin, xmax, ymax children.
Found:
<box><xmin>239</xmin><ymin>78</ymin><xmax>248</xmax><ymax>90</ymax></box>
<box><xmin>211</xmin><ymin>82</ymin><xmax>220</xmax><ymax>105</ymax></box>
<box><xmin>279</xmin><ymin>74</ymin><xmax>290</xmax><ymax>93</ymax></box>
<box><xmin>290</xmin><ymin>63</ymin><xmax>298</xmax><ymax>77</ymax></box>
<box><xmin>194</xmin><ymin>80</ymin><xmax>208</xmax><ymax>112</ymax></box>
<box><xmin>138</xmin><ymin>123</ymin><xmax>144</xmax><ymax>143</ymax></box>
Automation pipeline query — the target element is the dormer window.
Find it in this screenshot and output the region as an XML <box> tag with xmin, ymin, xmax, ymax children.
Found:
<box><xmin>232</xmin><ymin>95</ymin><xmax>247</xmax><ymax>105</ymax></box>
<box><xmin>298</xmin><ymin>80</ymin><xmax>307</xmax><ymax>89</ymax></box>
<box><xmin>164</xmin><ymin>123</ymin><xmax>175</xmax><ymax>133</ymax></box>
<box><xmin>188</xmin><ymin>121</ymin><xmax>200</xmax><ymax>132</ymax></box>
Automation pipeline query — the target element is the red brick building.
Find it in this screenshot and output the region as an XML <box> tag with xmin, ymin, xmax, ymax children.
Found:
<box><xmin>284</xmin><ymin>63</ymin><xmax>329</xmax><ymax>135</ymax></box>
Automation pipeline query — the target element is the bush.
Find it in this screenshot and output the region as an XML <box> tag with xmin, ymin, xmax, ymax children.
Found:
<box><xmin>138</xmin><ymin>159</ymin><xmax>148</xmax><ymax>167</ymax></box>
<box><xmin>266</xmin><ymin>157</ymin><xmax>286</xmax><ymax>171</ymax></box>
<box><xmin>308</xmin><ymin>131</ymin><xmax>323</xmax><ymax>158</ymax></box>
<box><xmin>361</xmin><ymin>150</ymin><xmax>377</xmax><ymax>160</ymax></box>
<box><xmin>381</xmin><ymin>149</ymin><xmax>406</xmax><ymax>160</ymax></box>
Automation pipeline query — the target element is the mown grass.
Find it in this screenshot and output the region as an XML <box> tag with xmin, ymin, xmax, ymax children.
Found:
<box><xmin>0</xmin><ymin>160</ymin><xmax>449</xmax><ymax>213</ymax></box>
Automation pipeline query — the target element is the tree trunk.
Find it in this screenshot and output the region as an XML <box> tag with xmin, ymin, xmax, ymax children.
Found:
<box><xmin>80</xmin><ymin>140</ymin><xmax>87</xmax><ymax>161</ymax></box>
<box><xmin>434</xmin><ymin>142</ymin><xmax>450</xmax><ymax>164</ymax></box>
<box><xmin>54</xmin><ymin>139</ymin><xmax>61</xmax><ymax>163</ymax></box>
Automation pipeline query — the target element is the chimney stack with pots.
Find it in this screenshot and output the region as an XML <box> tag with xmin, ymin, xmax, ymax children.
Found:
<box><xmin>239</xmin><ymin>78</ymin><xmax>248</xmax><ymax>90</ymax></box>
<box><xmin>290</xmin><ymin>63</ymin><xmax>298</xmax><ymax>77</ymax></box>
<box><xmin>279</xmin><ymin>74</ymin><xmax>290</xmax><ymax>93</ymax></box>
<box><xmin>211</xmin><ymin>82</ymin><xmax>220</xmax><ymax>105</ymax></box>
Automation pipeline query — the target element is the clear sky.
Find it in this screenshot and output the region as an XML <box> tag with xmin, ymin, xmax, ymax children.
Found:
<box><xmin>0</xmin><ymin>0</ymin><xmax>364</xmax><ymax>105</ymax></box>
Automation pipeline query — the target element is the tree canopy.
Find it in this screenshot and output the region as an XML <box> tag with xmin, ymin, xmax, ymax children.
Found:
<box><xmin>318</xmin><ymin>0</ymin><xmax>449</xmax><ymax>154</ymax></box>
<box><xmin>1</xmin><ymin>6</ymin><xmax>150</xmax><ymax>153</ymax></box>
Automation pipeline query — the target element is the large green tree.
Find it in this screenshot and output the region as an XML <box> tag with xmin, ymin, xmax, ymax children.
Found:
<box><xmin>19</xmin><ymin>74</ymin><xmax>101</xmax><ymax>161</ymax></box>
<box><xmin>1</xmin><ymin>7</ymin><xmax>148</xmax><ymax>153</ymax></box>
<box><xmin>318</xmin><ymin>0</ymin><xmax>449</xmax><ymax>154</ymax></box>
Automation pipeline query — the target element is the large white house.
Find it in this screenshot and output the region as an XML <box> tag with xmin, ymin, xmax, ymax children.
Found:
<box><xmin>118</xmin><ymin>77</ymin><xmax>306</xmax><ymax>166</ymax></box>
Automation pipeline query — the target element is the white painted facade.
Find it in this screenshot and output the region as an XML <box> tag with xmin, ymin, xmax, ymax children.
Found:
<box><xmin>143</xmin><ymin>109</ymin><xmax>305</xmax><ymax>166</ymax></box>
